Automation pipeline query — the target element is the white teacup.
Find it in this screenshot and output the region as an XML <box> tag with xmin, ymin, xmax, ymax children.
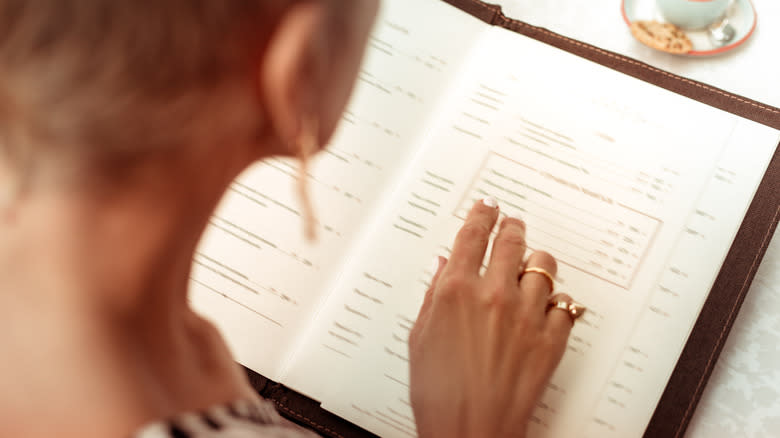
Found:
<box><xmin>656</xmin><ymin>0</ymin><xmax>731</xmax><ymax>30</ymax></box>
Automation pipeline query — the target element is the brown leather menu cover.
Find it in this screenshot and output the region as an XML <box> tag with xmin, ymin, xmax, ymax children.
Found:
<box><xmin>245</xmin><ymin>1</ymin><xmax>780</xmax><ymax>437</ymax></box>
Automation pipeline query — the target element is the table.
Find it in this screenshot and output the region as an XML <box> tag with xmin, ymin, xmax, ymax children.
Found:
<box><xmin>490</xmin><ymin>1</ymin><xmax>780</xmax><ymax>436</ymax></box>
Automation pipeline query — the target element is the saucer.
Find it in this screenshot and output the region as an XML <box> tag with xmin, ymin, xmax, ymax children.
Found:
<box><xmin>622</xmin><ymin>0</ymin><xmax>757</xmax><ymax>56</ymax></box>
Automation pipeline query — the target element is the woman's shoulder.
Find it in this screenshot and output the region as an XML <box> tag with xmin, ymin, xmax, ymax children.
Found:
<box><xmin>133</xmin><ymin>398</ymin><xmax>319</xmax><ymax>438</ymax></box>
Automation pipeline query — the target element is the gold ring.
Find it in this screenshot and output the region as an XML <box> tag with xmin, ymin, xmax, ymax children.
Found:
<box><xmin>547</xmin><ymin>299</ymin><xmax>587</xmax><ymax>324</ymax></box>
<box><xmin>522</xmin><ymin>267</ymin><xmax>555</xmax><ymax>292</ymax></box>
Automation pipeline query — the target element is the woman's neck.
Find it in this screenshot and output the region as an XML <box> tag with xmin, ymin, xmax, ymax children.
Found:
<box><xmin>0</xmin><ymin>158</ymin><xmax>257</xmax><ymax>437</ymax></box>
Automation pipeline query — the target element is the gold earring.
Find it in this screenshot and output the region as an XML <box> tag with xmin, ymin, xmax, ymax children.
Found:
<box><xmin>296</xmin><ymin>116</ymin><xmax>319</xmax><ymax>242</ymax></box>
<box><xmin>0</xmin><ymin>134</ymin><xmax>21</xmax><ymax>221</ymax></box>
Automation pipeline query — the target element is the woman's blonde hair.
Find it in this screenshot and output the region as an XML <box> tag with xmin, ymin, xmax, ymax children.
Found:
<box><xmin>0</xmin><ymin>0</ymin><xmax>296</xmax><ymax>180</ymax></box>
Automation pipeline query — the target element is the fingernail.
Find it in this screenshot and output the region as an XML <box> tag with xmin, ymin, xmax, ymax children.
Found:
<box><xmin>482</xmin><ymin>197</ymin><xmax>498</xmax><ymax>209</ymax></box>
<box><xmin>502</xmin><ymin>213</ymin><xmax>525</xmax><ymax>230</ymax></box>
<box><xmin>430</xmin><ymin>256</ymin><xmax>441</xmax><ymax>273</ymax></box>
<box><xmin>508</xmin><ymin>209</ymin><xmax>525</xmax><ymax>223</ymax></box>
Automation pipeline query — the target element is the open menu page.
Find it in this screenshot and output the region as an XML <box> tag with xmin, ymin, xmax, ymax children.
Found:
<box><xmin>188</xmin><ymin>0</ymin><xmax>487</xmax><ymax>381</ymax></box>
<box><xmin>281</xmin><ymin>4</ymin><xmax>780</xmax><ymax>437</ymax></box>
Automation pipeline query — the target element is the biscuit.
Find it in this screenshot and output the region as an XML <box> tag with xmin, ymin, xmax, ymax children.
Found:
<box><xmin>630</xmin><ymin>20</ymin><xmax>693</xmax><ymax>54</ymax></box>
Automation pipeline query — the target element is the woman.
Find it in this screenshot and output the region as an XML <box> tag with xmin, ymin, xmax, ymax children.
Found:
<box><xmin>0</xmin><ymin>1</ymin><xmax>580</xmax><ymax>437</ymax></box>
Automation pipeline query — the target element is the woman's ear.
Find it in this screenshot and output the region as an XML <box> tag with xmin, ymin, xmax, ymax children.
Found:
<box><xmin>259</xmin><ymin>1</ymin><xmax>326</xmax><ymax>154</ymax></box>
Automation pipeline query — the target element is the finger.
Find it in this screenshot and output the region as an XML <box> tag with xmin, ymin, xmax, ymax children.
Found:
<box><xmin>446</xmin><ymin>198</ymin><xmax>500</xmax><ymax>276</ymax></box>
<box><xmin>544</xmin><ymin>293</ymin><xmax>575</xmax><ymax>358</ymax></box>
<box><xmin>518</xmin><ymin>251</ymin><xmax>557</xmax><ymax>310</ymax></box>
<box><xmin>415</xmin><ymin>256</ymin><xmax>448</xmax><ymax>327</ymax></box>
<box><xmin>485</xmin><ymin>216</ymin><xmax>527</xmax><ymax>287</ymax></box>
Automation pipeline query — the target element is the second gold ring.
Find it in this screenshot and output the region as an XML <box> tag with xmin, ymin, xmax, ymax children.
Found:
<box><xmin>522</xmin><ymin>267</ymin><xmax>555</xmax><ymax>292</ymax></box>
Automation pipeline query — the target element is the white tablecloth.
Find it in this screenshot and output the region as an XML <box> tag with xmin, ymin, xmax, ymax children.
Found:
<box><xmin>490</xmin><ymin>1</ymin><xmax>780</xmax><ymax>436</ymax></box>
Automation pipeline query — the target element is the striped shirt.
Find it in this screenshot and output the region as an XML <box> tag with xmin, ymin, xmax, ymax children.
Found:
<box><xmin>134</xmin><ymin>399</ymin><xmax>318</xmax><ymax>438</ymax></box>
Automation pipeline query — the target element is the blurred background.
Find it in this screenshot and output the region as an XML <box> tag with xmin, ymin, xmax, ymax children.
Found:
<box><xmin>493</xmin><ymin>0</ymin><xmax>780</xmax><ymax>107</ymax></box>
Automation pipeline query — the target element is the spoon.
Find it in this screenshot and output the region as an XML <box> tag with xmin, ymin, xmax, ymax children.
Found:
<box><xmin>708</xmin><ymin>15</ymin><xmax>736</xmax><ymax>47</ymax></box>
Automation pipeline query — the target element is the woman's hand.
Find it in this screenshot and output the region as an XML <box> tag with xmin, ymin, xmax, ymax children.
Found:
<box><xmin>409</xmin><ymin>199</ymin><xmax>575</xmax><ymax>438</ymax></box>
